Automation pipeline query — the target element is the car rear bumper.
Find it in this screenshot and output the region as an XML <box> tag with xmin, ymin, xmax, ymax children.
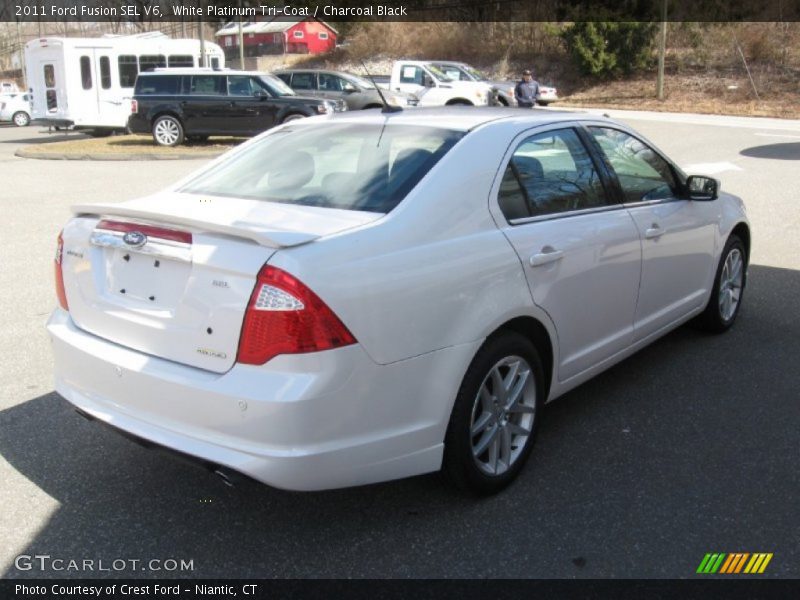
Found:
<box><xmin>48</xmin><ymin>309</ymin><xmax>478</xmax><ymax>490</ymax></box>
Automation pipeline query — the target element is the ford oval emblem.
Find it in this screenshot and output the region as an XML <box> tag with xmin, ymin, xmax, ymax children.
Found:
<box><xmin>122</xmin><ymin>231</ymin><xmax>147</xmax><ymax>248</ymax></box>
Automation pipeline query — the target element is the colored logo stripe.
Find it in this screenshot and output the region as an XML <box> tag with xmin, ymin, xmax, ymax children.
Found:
<box><xmin>697</xmin><ymin>553</ymin><xmax>773</xmax><ymax>574</ymax></box>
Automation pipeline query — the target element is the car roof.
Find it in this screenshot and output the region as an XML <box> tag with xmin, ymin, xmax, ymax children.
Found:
<box><xmin>317</xmin><ymin>107</ymin><xmax>609</xmax><ymax>132</ymax></box>
<box><xmin>141</xmin><ymin>69</ymin><xmax>269</xmax><ymax>77</ymax></box>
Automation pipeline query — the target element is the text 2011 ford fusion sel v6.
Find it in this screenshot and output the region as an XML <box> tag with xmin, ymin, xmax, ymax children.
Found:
<box><xmin>48</xmin><ymin>107</ymin><xmax>749</xmax><ymax>494</ymax></box>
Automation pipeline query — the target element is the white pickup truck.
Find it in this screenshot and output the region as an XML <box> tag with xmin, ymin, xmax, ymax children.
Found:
<box><xmin>389</xmin><ymin>60</ymin><xmax>493</xmax><ymax>107</ymax></box>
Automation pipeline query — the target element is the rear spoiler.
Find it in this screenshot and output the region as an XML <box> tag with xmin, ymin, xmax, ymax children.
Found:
<box><xmin>71</xmin><ymin>203</ymin><xmax>319</xmax><ymax>249</ymax></box>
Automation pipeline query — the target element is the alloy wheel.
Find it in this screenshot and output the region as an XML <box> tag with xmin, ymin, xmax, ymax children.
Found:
<box><xmin>718</xmin><ymin>248</ymin><xmax>744</xmax><ymax>322</ymax></box>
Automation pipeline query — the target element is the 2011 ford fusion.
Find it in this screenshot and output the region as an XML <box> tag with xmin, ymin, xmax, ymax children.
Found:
<box><xmin>48</xmin><ymin>107</ymin><xmax>749</xmax><ymax>494</ymax></box>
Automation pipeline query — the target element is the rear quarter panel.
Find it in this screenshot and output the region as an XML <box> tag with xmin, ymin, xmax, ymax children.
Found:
<box><xmin>267</xmin><ymin>124</ymin><xmax>558</xmax><ymax>366</ymax></box>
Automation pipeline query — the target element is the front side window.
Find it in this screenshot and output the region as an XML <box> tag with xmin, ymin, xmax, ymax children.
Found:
<box><xmin>399</xmin><ymin>65</ymin><xmax>424</xmax><ymax>85</ymax></box>
<box><xmin>80</xmin><ymin>56</ymin><xmax>92</xmax><ymax>90</ymax></box>
<box><xmin>318</xmin><ymin>73</ymin><xmax>344</xmax><ymax>92</ymax></box>
<box><xmin>179</xmin><ymin>123</ymin><xmax>465</xmax><ymax>213</ymax></box>
<box><xmin>99</xmin><ymin>56</ymin><xmax>111</xmax><ymax>89</ymax></box>
<box><xmin>227</xmin><ymin>75</ymin><xmax>255</xmax><ymax>96</ymax></box>
<box><xmin>589</xmin><ymin>127</ymin><xmax>679</xmax><ymax>203</ymax></box>
<box><xmin>190</xmin><ymin>75</ymin><xmax>225</xmax><ymax>95</ymax></box>
<box><xmin>498</xmin><ymin>128</ymin><xmax>609</xmax><ymax>221</ymax></box>
<box><xmin>118</xmin><ymin>55</ymin><xmax>138</xmax><ymax>87</ymax></box>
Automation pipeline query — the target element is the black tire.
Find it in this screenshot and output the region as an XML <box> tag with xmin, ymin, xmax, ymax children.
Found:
<box><xmin>281</xmin><ymin>113</ymin><xmax>306</xmax><ymax>124</ymax></box>
<box><xmin>152</xmin><ymin>115</ymin><xmax>185</xmax><ymax>147</ymax></box>
<box><xmin>12</xmin><ymin>111</ymin><xmax>30</xmax><ymax>127</ymax></box>
<box><xmin>694</xmin><ymin>234</ymin><xmax>747</xmax><ymax>333</ymax></box>
<box><xmin>443</xmin><ymin>331</ymin><xmax>544</xmax><ymax>495</ymax></box>
<box><xmin>497</xmin><ymin>97</ymin><xmax>509</xmax><ymax>107</ymax></box>
<box><xmin>88</xmin><ymin>128</ymin><xmax>112</xmax><ymax>138</ymax></box>
<box><xmin>446</xmin><ymin>99</ymin><xmax>473</xmax><ymax>106</ymax></box>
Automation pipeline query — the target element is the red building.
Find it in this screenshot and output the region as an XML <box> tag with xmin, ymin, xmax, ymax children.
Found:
<box><xmin>215</xmin><ymin>19</ymin><xmax>338</xmax><ymax>56</ymax></box>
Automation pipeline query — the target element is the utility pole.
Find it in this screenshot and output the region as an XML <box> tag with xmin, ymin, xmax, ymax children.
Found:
<box><xmin>656</xmin><ymin>0</ymin><xmax>667</xmax><ymax>101</ymax></box>
<box><xmin>198</xmin><ymin>18</ymin><xmax>206</xmax><ymax>67</ymax></box>
<box><xmin>238</xmin><ymin>0</ymin><xmax>245</xmax><ymax>70</ymax></box>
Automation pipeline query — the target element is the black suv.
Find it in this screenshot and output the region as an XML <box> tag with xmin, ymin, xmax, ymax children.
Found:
<box><xmin>127</xmin><ymin>69</ymin><xmax>346</xmax><ymax>146</ymax></box>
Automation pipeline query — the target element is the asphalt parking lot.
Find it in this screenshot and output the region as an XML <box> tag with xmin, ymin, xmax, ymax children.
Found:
<box><xmin>0</xmin><ymin>112</ymin><xmax>798</xmax><ymax>579</ymax></box>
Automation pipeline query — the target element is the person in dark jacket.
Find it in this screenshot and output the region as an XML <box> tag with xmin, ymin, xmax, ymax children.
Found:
<box><xmin>514</xmin><ymin>69</ymin><xmax>540</xmax><ymax>108</ymax></box>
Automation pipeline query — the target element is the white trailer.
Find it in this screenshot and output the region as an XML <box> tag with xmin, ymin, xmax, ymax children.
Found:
<box><xmin>24</xmin><ymin>32</ymin><xmax>225</xmax><ymax>134</ymax></box>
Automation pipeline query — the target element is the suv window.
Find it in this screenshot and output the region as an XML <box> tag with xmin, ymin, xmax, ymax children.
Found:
<box><xmin>498</xmin><ymin>128</ymin><xmax>610</xmax><ymax>221</ymax></box>
<box><xmin>135</xmin><ymin>75</ymin><xmax>181</xmax><ymax>95</ymax></box>
<box><xmin>291</xmin><ymin>72</ymin><xmax>316</xmax><ymax>90</ymax></box>
<box><xmin>190</xmin><ymin>75</ymin><xmax>225</xmax><ymax>95</ymax></box>
<box><xmin>318</xmin><ymin>73</ymin><xmax>345</xmax><ymax>91</ymax></box>
<box><xmin>275</xmin><ymin>73</ymin><xmax>292</xmax><ymax>86</ymax></box>
<box><xmin>228</xmin><ymin>75</ymin><xmax>256</xmax><ymax>96</ymax></box>
<box><xmin>589</xmin><ymin>127</ymin><xmax>678</xmax><ymax>203</ymax></box>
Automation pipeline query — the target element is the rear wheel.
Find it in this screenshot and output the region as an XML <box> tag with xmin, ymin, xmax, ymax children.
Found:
<box><xmin>12</xmin><ymin>111</ymin><xmax>30</xmax><ymax>127</ymax></box>
<box><xmin>443</xmin><ymin>332</ymin><xmax>544</xmax><ymax>495</ymax></box>
<box><xmin>152</xmin><ymin>115</ymin><xmax>184</xmax><ymax>147</ymax></box>
<box><xmin>695</xmin><ymin>234</ymin><xmax>746</xmax><ymax>332</ymax></box>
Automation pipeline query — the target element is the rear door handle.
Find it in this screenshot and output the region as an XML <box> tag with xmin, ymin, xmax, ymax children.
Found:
<box><xmin>529</xmin><ymin>249</ymin><xmax>564</xmax><ymax>267</ymax></box>
<box><xmin>645</xmin><ymin>224</ymin><xmax>665</xmax><ymax>239</ymax></box>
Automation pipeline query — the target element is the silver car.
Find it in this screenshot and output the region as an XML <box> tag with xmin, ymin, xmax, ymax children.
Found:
<box><xmin>274</xmin><ymin>69</ymin><xmax>417</xmax><ymax>110</ymax></box>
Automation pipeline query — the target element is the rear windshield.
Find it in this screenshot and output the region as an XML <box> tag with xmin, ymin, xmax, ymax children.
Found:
<box><xmin>179</xmin><ymin>123</ymin><xmax>465</xmax><ymax>213</ymax></box>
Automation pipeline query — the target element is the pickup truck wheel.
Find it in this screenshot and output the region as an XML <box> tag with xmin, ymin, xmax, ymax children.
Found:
<box><xmin>12</xmin><ymin>111</ymin><xmax>30</xmax><ymax>127</ymax></box>
<box><xmin>446</xmin><ymin>99</ymin><xmax>473</xmax><ymax>106</ymax></box>
<box><xmin>152</xmin><ymin>115</ymin><xmax>184</xmax><ymax>147</ymax></box>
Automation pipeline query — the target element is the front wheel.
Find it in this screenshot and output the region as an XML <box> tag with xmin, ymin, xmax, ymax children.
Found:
<box><xmin>695</xmin><ymin>235</ymin><xmax>746</xmax><ymax>332</ymax></box>
<box><xmin>443</xmin><ymin>332</ymin><xmax>544</xmax><ymax>495</ymax></box>
<box><xmin>281</xmin><ymin>113</ymin><xmax>306</xmax><ymax>124</ymax></box>
<box><xmin>152</xmin><ymin>115</ymin><xmax>184</xmax><ymax>147</ymax></box>
<box><xmin>12</xmin><ymin>111</ymin><xmax>30</xmax><ymax>127</ymax></box>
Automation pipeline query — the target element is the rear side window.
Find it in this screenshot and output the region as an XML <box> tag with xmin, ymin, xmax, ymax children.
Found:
<box><xmin>118</xmin><ymin>55</ymin><xmax>138</xmax><ymax>87</ymax></box>
<box><xmin>139</xmin><ymin>54</ymin><xmax>166</xmax><ymax>73</ymax></box>
<box><xmin>135</xmin><ymin>75</ymin><xmax>180</xmax><ymax>95</ymax></box>
<box><xmin>190</xmin><ymin>76</ymin><xmax>225</xmax><ymax>95</ymax></box>
<box><xmin>79</xmin><ymin>56</ymin><xmax>92</xmax><ymax>90</ymax></box>
<box><xmin>168</xmin><ymin>55</ymin><xmax>193</xmax><ymax>67</ymax></box>
<box><xmin>291</xmin><ymin>73</ymin><xmax>316</xmax><ymax>90</ymax></box>
<box><xmin>498</xmin><ymin>128</ymin><xmax>609</xmax><ymax>221</ymax></box>
<box><xmin>99</xmin><ymin>57</ymin><xmax>112</xmax><ymax>89</ymax></box>
<box><xmin>179</xmin><ymin>123</ymin><xmax>465</xmax><ymax>213</ymax></box>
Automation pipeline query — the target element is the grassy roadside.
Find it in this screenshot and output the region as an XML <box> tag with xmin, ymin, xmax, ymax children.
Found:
<box><xmin>19</xmin><ymin>134</ymin><xmax>246</xmax><ymax>158</ymax></box>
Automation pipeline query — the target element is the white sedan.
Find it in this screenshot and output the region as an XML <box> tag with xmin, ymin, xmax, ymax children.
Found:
<box><xmin>48</xmin><ymin>108</ymin><xmax>749</xmax><ymax>494</ymax></box>
<box><xmin>0</xmin><ymin>92</ymin><xmax>32</xmax><ymax>126</ymax></box>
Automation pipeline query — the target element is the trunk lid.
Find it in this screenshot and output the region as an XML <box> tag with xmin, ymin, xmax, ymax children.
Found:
<box><xmin>61</xmin><ymin>192</ymin><xmax>381</xmax><ymax>373</ymax></box>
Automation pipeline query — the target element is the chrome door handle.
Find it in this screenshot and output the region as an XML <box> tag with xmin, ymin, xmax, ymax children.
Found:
<box><xmin>645</xmin><ymin>225</ymin><xmax>664</xmax><ymax>239</ymax></box>
<box><xmin>529</xmin><ymin>249</ymin><xmax>564</xmax><ymax>267</ymax></box>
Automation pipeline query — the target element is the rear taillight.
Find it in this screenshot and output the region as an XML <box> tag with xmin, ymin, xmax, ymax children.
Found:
<box><xmin>55</xmin><ymin>230</ymin><xmax>68</xmax><ymax>311</ymax></box>
<box><xmin>131</xmin><ymin>99</ymin><xmax>138</xmax><ymax>113</ymax></box>
<box><xmin>237</xmin><ymin>266</ymin><xmax>356</xmax><ymax>365</ymax></box>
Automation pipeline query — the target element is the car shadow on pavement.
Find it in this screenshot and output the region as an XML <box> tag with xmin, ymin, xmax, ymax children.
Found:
<box><xmin>0</xmin><ymin>129</ymin><xmax>89</xmax><ymax>145</ymax></box>
<box><xmin>1</xmin><ymin>264</ymin><xmax>798</xmax><ymax>579</ymax></box>
<box><xmin>740</xmin><ymin>142</ymin><xmax>800</xmax><ymax>160</ymax></box>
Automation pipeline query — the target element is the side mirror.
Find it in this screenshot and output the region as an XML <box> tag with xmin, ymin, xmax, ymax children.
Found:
<box><xmin>342</xmin><ymin>84</ymin><xmax>357</xmax><ymax>93</ymax></box>
<box><xmin>254</xmin><ymin>90</ymin><xmax>269</xmax><ymax>99</ymax></box>
<box><xmin>423</xmin><ymin>75</ymin><xmax>435</xmax><ymax>88</ymax></box>
<box><xmin>686</xmin><ymin>175</ymin><xmax>719</xmax><ymax>201</ymax></box>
